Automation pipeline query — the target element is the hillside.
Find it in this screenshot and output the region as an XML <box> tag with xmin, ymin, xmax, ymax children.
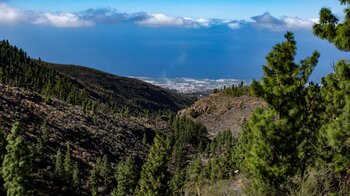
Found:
<box><xmin>0</xmin><ymin>83</ymin><xmax>171</xmax><ymax>195</ymax></box>
<box><xmin>43</xmin><ymin>62</ymin><xmax>192</xmax><ymax>113</ymax></box>
<box><xmin>1</xmin><ymin>12</ymin><xmax>349</xmax><ymax>195</ymax></box>
<box><xmin>0</xmin><ymin>40</ymin><xmax>199</xmax><ymax>195</ymax></box>
<box><xmin>0</xmin><ymin>39</ymin><xmax>191</xmax><ymax>116</ymax></box>
<box><xmin>179</xmin><ymin>93</ymin><xmax>266</xmax><ymax>137</ymax></box>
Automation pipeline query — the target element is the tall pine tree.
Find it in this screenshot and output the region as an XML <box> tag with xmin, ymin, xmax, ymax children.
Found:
<box><xmin>314</xmin><ymin>0</ymin><xmax>350</xmax><ymax>175</ymax></box>
<box><xmin>54</xmin><ymin>149</ymin><xmax>64</xmax><ymax>177</ymax></box>
<box><xmin>2</xmin><ymin>122</ymin><xmax>31</xmax><ymax>196</ymax></box>
<box><xmin>242</xmin><ymin>32</ymin><xmax>320</xmax><ymax>193</ymax></box>
<box><xmin>138</xmin><ymin>133</ymin><xmax>169</xmax><ymax>196</ymax></box>
<box><xmin>112</xmin><ymin>155</ymin><xmax>138</xmax><ymax>196</ymax></box>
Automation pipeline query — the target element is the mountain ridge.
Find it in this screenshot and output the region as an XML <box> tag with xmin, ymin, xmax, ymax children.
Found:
<box><xmin>41</xmin><ymin>61</ymin><xmax>192</xmax><ymax>113</ymax></box>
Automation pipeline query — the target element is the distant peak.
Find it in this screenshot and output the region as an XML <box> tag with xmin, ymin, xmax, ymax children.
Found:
<box><xmin>262</xmin><ymin>11</ymin><xmax>272</xmax><ymax>16</ymax></box>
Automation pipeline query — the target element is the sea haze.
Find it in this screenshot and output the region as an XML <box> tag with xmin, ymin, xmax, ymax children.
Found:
<box><xmin>0</xmin><ymin>19</ymin><xmax>348</xmax><ymax>82</ymax></box>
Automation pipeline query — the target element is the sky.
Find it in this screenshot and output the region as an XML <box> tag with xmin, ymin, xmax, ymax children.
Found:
<box><xmin>4</xmin><ymin>0</ymin><xmax>344</xmax><ymax>20</ymax></box>
<box><xmin>0</xmin><ymin>0</ymin><xmax>348</xmax><ymax>81</ymax></box>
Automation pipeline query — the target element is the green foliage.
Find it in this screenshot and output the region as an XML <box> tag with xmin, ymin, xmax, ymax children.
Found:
<box><xmin>64</xmin><ymin>143</ymin><xmax>72</xmax><ymax>175</ymax></box>
<box><xmin>112</xmin><ymin>155</ymin><xmax>138</xmax><ymax>196</ymax></box>
<box><xmin>72</xmin><ymin>162</ymin><xmax>81</xmax><ymax>192</ymax></box>
<box><xmin>168</xmin><ymin>168</ymin><xmax>186</xmax><ymax>195</ymax></box>
<box><xmin>182</xmin><ymin>128</ymin><xmax>236</xmax><ymax>192</ymax></box>
<box><xmin>40</xmin><ymin>121</ymin><xmax>49</xmax><ymax>144</ymax></box>
<box><xmin>2</xmin><ymin>122</ymin><xmax>31</xmax><ymax>196</ymax></box>
<box><xmin>89</xmin><ymin>155</ymin><xmax>114</xmax><ymax>195</ymax></box>
<box><xmin>288</xmin><ymin>167</ymin><xmax>349</xmax><ymax>196</ymax></box>
<box><xmin>99</xmin><ymin>155</ymin><xmax>113</xmax><ymax>187</ymax></box>
<box><xmin>240</xmin><ymin>32</ymin><xmax>321</xmax><ymax>193</ymax></box>
<box><xmin>245</xmin><ymin>108</ymin><xmax>293</xmax><ymax>184</ymax></box>
<box><xmin>170</xmin><ymin>117</ymin><xmax>208</xmax><ymax>167</ymax></box>
<box><xmin>54</xmin><ymin>149</ymin><xmax>64</xmax><ymax>178</ymax></box>
<box><xmin>318</xmin><ymin>60</ymin><xmax>350</xmax><ymax>173</ymax></box>
<box><xmin>0</xmin><ymin>40</ymin><xmax>96</xmax><ymax>110</ymax></box>
<box><xmin>54</xmin><ymin>145</ymin><xmax>81</xmax><ymax>194</ymax></box>
<box><xmin>93</xmin><ymin>115</ymin><xmax>97</xmax><ymax>125</ymax></box>
<box><xmin>218</xmin><ymin>81</ymin><xmax>250</xmax><ymax>97</ymax></box>
<box><xmin>138</xmin><ymin>133</ymin><xmax>169</xmax><ymax>196</ymax></box>
<box><xmin>186</xmin><ymin>156</ymin><xmax>203</xmax><ymax>183</ymax></box>
<box><xmin>142</xmin><ymin>132</ymin><xmax>147</xmax><ymax>145</ymax></box>
<box><xmin>171</xmin><ymin>117</ymin><xmax>208</xmax><ymax>148</ymax></box>
<box><xmin>313</xmin><ymin>0</ymin><xmax>350</xmax><ymax>51</ymax></box>
<box><xmin>251</xmin><ymin>32</ymin><xmax>319</xmax><ymax>116</ymax></box>
<box><xmin>89</xmin><ymin>167</ymin><xmax>98</xmax><ymax>196</ymax></box>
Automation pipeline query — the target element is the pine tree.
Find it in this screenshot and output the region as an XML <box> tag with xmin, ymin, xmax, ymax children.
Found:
<box><xmin>313</xmin><ymin>0</ymin><xmax>350</xmax><ymax>51</ymax></box>
<box><xmin>112</xmin><ymin>155</ymin><xmax>138</xmax><ymax>196</ymax></box>
<box><xmin>40</xmin><ymin>121</ymin><xmax>49</xmax><ymax>143</ymax></box>
<box><xmin>55</xmin><ymin>149</ymin><xmax>64</xmax><ymax>177</ymax></box>
<box><xmin>142</xmin><ymin>132</ymin><xmax>147</xmax><ymax>145</ymax></box>
<box><xmin>100</xmin><ymin>155</ymin><xmax>113</xmax><ymax>188</ymax></box>
<box><xmin>187</xmin><ymin>156</ymin><xmax>202</xmax><ymax>183</ymax></box>
<box><xmin>0</xmin><ymin>128</ymin><xmax>6</xmax><ymax>193</ymax></box>
<box><xmin>89</xmin><ymin>155</ymin><xmax>113</xmax><ymax>195</ymax></box>
<box><xmin>242</xmin><ymin>32</ymin><xmax>320</xmax><ymax>192</ymax></box>
<box><xmin>318</xmin><ymin>60</ymin><xmax>350</xmax><ymax>172</ymax></box>
<box><xmin>169</xmin><ymin>168</ymin><xmax>185</xmax><ymax>195</ymax></box>
<box><xmin>89</xmin><ymin>167</ymin><xmax>98</xmax><ymax>196</ymax></box>
<box><xmin>64</xmin><ymin>143</ymin><xmax>72</xmax><ymax>175</ymax></box>
<box><xmin>314</xmin><ymin>0</ymin><xmax>350</xmax><ymax>175</ymax></box>
<box><xmin>2</xmin><ymin>122</ymin><xmax>30</xmax><ymax>196</ymax></box>
<box><xmin>138</xmin><ymin>133</ymin><xmax>169</xmax><ymax>196</ymax></box>
<box><xmin>72</xmin><ymin>161</ymin><xmax>80</xmax><ymax>192</ymax></box>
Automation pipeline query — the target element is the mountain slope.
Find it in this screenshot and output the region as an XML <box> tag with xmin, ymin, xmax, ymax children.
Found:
<box><xmin>0</xmin><ymin>84</ymin><xmax>170</xmax><ymax>194</ymax></box>
<box><xmin>0</xmin><ymin>40</ymin><xmax>193</xmax><ymax>195</ymax></box>
<box><xmin>0</xmin><ymin>39</ymin><xmax>191</xmax><ymax>115</ymax></box>
<box><xmin>179</xmin><ymin>93</ymin><xmax>266</xmax><ymax>137</ymax></box>
<box><xmin>44</xmin><ymin>62</ymin><xmax>192</xmax><ymax>113</ymax></box>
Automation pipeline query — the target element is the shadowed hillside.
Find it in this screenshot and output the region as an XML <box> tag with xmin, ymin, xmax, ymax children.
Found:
<box><xmin>43</xmin><ymin>63</ymin><xmax>192</xmax><ymax>113</ymax></box>
<box><xmin>0</xmin><ymin>84</ymin><xmax>171</xmax><ymax>194</ymax></box>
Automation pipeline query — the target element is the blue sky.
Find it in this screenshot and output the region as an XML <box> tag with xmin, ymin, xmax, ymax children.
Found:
<box><xmin>0</xmin><ymin>1</ymin><xmax>348</xmax><ymax>81</ymax></box>
<box><xmin>5</xmin><ymin>0</ymin><xmax>344</xmax><ymax>19</ymax></box>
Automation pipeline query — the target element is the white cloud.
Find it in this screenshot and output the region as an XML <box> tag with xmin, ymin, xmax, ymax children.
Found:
<box><xmin>34</xmin><ymin>13</ymin><xmax>93</xmax><ymax>27</ymax></box>
<box><xmin>228</xmin><ymin>22</ymin><xmax>240</xmax><ymax>29</ymax></box>
<box><xmin>282</xmin><ymin>16</ymin><xmax>314</xmax><ymax>30</ymax></box>
<box><xmin>0</xmin><ymin>3</ymin><xmax>93</xmax><ymax>27</ymax></box>
<box><xmin>0</xmin><ymin>3</ymin><xmax>26</xmax><ymax>24</ymax></box>
<box><xmin>136</xmin><ymin>13</ymin><xmax>221</xmax><ymax>28</ymax></box>
<box><xmin>137</xmin><ymin>13</ymin><xmax>187</xmax><ymax>27</ymax></box>
<box><xmin>251</xmin><ymin>12</ymin><xmax>315</xmax><ymax>31</ymax></box>
<box><xmin>185</xmin><ymin>17</ymin><xmax>211</xmax><ymax>28</ymax></box>
<box><xmin>0</xmin><ymin>4</ymin><xmax>316</xmax><ymax>31</ymax></box>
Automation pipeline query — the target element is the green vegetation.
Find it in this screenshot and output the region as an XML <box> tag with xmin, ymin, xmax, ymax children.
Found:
<box><xmin>2</xmin><ymin>123</ymin><xmax>31</xmax><ymax>196</ymax></box>
<box><xmin>0</xmin><ymin>40</ymin><xmax>188</xmax><ymax>119</ymax></box>
<box><xmin>54</xmin><ymin>149</ymin><xmax>64</xmax><ymax>178</ymax></box>
<box><xmin>89</xmin><ymin>155</ymin><xmax>114</xmax><ymax>195</ymax></box>
<box><xmin>138</xmin><ymin>133</ymin><xmax>171</xmax><ymax>195</ymax></box>
<box><xmin>215</xmin><ymin>82</ymin><xmax>250</xmax><ymax>97</ymax></box>
<box><xmin>0</xmin><ymin>0</ymin><xmax>349</xmax><ymax>195</ymax></box>
<box><xmin>245</xmin><ymin>32</ymin><xmax>320</xmax><ymax>193</ymax></box>
<box><xmin>0</xmin><ymin>40</ymin><xmax>91</xmax><ymax>107</ymax></box>
<box><xmin>112</xmin><ymin>155</ymin><xmax>139</xmax><ymax>196</ymax></box>
<box><xmin>313</xmin><ymin>0</ymin><xmax>350</xmax><ymax>51</ymax></box>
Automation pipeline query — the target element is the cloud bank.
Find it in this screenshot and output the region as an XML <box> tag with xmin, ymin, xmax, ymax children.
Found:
<box><xmin>0</xmin><ymin>3</ymin><xmax>316</xmax><ymax>30</ymax></box>
<box><xmin>251</xmin><ymin>12</ymin><xmax>316</xmax><ymax>31</ymax></box>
